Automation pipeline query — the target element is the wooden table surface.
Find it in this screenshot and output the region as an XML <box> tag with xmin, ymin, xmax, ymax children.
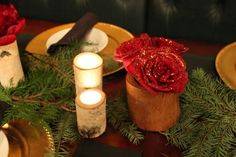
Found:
<box><xmin>23</xmin><ymin>19</ymin><xmax>226</xmax><ymax>157</ymax></box>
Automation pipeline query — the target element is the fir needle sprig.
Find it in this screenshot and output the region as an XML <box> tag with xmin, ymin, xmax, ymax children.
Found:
<box><xmin>163</xmin><ymin>68</ymin><xmax>236</xmax><ymax>157</ymax></box>
<box><xmin>10</xmin><ymin>95</ymin><xmax>76</xmax><ymax>112</ymax></box>
<box><xmin>26</xmin><ymin>53</ymin><xmax>75</xmax><ymax>84</ymax></box>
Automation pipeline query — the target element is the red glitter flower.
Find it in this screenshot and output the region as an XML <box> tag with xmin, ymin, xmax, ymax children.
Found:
<box><xmin>0</xmin><ymin>4</ymin><xmax>25</xmax><ymax>46</ymax></box>
<box><xmin>126</xmin><ymin>48</ymin><xmax>188</xmax><ymax>93</ymax></box>
<box><xmin>114</xmin><ymin>34</ymin><xmax>189</xmax><ymax>93</ymax></box>
<box><xmin>114</xmin><ymin>34</ymin><xmax>188</xmax><ymax>69</ymax></box>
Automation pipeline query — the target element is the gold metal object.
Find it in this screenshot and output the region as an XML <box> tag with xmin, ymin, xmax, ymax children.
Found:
<box><xmin>215</xmin><ymin>42</ymin><xmax>236</xmax><ymax>89</ymax></box>
<box><xmin>1</xmin><ymin>120</ymin><xmax>54</xmax><ymax>157</ymax></box>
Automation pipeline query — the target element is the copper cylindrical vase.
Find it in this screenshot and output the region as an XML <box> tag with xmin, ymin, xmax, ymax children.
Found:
<box><xmin>126</xmin><ymin>74</ymin><xmax>180</xmax><ymax>131</ymax></box>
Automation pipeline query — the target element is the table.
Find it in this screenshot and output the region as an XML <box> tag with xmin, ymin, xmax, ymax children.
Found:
<box><xmin>21</xmin><ymin>19</ymin><xmax>225</xmax><ymax>157</ymax></box>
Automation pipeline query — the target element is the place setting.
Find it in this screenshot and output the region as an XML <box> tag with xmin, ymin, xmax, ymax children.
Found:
<box><xmin>25</xmin><ymin>12</ymin><xmax>134</xmax><ymax>76</ymax></box>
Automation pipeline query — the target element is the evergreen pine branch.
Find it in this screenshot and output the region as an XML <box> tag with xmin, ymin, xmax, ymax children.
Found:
<box><xmin>0</xmin><ymin>85</ymin><xmax>12</xmax><ymax>102</ymax></box>
<box><xmin>107</xmin><ymin>91</ymin><xmax>144</xmax><ymax>144</ymax></box>
<box><xmin>3</xmin><ymin>101</ymin><xmax>40</xmax><ymax>125</ymax></box>
<box><xmin>26</xmin><ymin>53</ymin><xmax>74</xmax><ymax>84</ymax></box>
<box><xmin>212</xmin><ymin>120</ymin><xmax>235</xmax><ymax>157</ymax></box>
<box><xmin>52</xmin><ymin>112</ymin><xmax>81</xmax><ymax>157</ymax></box>
<box><xmin>119</xmin><ymin>123</ymin><xmax>144</xmax><ymax>145</ymax></box>
<box><xmin>163</xmin><ymin>68</ymin><xmax>236</xmax><ymax>157</ymax></box>
<box><xmin>24</xmin><ymin>41</ymin><xmax>82</xmax><ymax>85</ymax></box>
<box><xmin>14</xmin><ymin>68</ymin><xmax>73</xmax><ymax>102</ymax></box>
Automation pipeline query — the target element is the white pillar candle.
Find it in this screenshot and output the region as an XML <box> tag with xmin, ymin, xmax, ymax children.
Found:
<box><xmin>73</xmin><ymin>52</ymin><xmax>103</xmax><ymax>95</ymax></box>
<box><xmin>0</xmin><ymin>40</ymin><xmax>24</xmax><ymax>87</ymax></box>
<box><xmin>0</xmin><ymin>130</ymin><xmax>9</xmax><ymax>157</ymax></box>
<box><xmin>75</xmin><ymin>89</ymin><xmax>106</xmax><ymax>138</ymax></box>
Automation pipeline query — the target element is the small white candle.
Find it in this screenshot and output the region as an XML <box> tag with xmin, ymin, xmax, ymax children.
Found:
<box><xmin>73</xmin><ymin>52</ymin><xmax>103</xmax><ymax>95</ymax></box>
<box><xmin>75</xmin><ymin>89</ymin><xmax>106</xmax><ymax>138</ymax></box>
<box><xmin>0</xmin><ymin>40</ymin><xmax>24</xmax><ymax>87</ymax></box>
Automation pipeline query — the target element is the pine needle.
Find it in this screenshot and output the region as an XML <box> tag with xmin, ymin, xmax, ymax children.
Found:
<box><xmin>107</xmin><ymin>91</ymin><xmax>144</xmax><ymax>144</ymax></box>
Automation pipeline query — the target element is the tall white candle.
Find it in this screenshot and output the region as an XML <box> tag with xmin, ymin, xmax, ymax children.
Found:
<box><xmin>75</xmin><ymin>89</ymin><xmax>106</xmax><ymax>138</ymax></box>
<box><xmin>73</xmin><ymin>52</ymin><xmax>103</xmax><ymax>95</ymax></box>
<box><xmin>0</xmin><ymin>40</ymin><xmax>24</xmax><ymax>87</ymax></box>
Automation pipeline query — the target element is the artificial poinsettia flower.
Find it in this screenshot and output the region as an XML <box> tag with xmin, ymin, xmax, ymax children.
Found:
<box><xmin>0</xmin><ymin>4</ymin><xmax>25</xmax><ymax>46</ymax></box>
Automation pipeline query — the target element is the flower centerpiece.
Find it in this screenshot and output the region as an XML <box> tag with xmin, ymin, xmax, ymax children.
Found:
<box><xmin>114</xmin><ymin>34</ymin><xmax>189</xmax><ymax>131</ymax></box>
<box><xmin>0</xmin><ymin>3</ymin><xmax>25</xmax><ymax>46</ymax></box>
<box><xmin>0</xmin><ymin>3</ymin><xmax>25</xmax><ymax>87</ymax></box>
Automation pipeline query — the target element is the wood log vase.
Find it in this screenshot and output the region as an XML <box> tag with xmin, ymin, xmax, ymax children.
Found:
<box><xmin>126</xmin><ymin>74</ymin><xmax>180</xmax><ymax>131</ymax></box>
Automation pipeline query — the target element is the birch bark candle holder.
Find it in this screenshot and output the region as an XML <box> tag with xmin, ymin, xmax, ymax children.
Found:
<box><xmin>0</xmin><ymin>130</ymin><xmax>9</xmax><ymax>157</ymax></box>
<box><xmin>0</xmin><ymin>40</ymin><xmax>24</xmax><ymax>87</ymax></box>
<box><xmin>73</xmin><ymin>52</ymin><xmax>103</xmax><ymax>95</ymax></box>
<box><xmin>75</xmin><ymin>88</ymin><xmax>106</xmax><ymax>138</ymax></box>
